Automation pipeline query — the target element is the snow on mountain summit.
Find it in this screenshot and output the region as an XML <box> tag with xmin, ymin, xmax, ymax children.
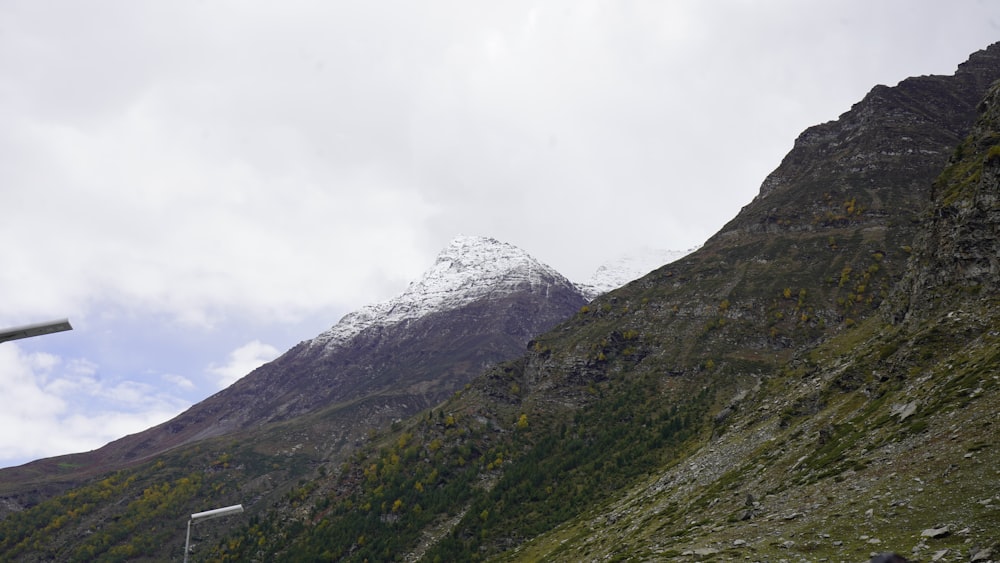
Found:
<box><xmin>310</xmin><ymin>235</ymin><xmax>579</xmax><ymax>350</ymax></box>
<box><xmin>309</xmin><ymin>236</ymin><xmax>695</xmax><ymax>352</ymax></box>
<box><xmin>576</xmin><ymin>246</ymin><xmax>696</xmax><ymax>300</ymax></box>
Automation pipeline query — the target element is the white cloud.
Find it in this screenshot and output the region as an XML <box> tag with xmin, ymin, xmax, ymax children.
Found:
<box><xmin>163</xmin><ymin>373</ymin><xmax>196</xmax><ymax>391</ymax></box>
<box><xmin>207</xmin><ymin>340</ymin><xmax>281</xmax><ymax>389</ymax></box>
<box><xmin>3</xmin><ymin>0</ymin><xmax>999</xmax><ymax>318</ymax></box>
<box><xmin>0</xmin><ymin>343</ymin><xmax>188</xmax><ymax>467</ymax></box>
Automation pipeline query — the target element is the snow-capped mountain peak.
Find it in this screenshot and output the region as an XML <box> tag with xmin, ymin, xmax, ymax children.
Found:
<box><xmin>576</xmin><ymin>246</ymin><xmax>697</xmax><ymax>300</ymax></box>
<box><xmin>310</xmin><ymin>235</ymin><xmax>578</xmax><ymax>350</ymax></box>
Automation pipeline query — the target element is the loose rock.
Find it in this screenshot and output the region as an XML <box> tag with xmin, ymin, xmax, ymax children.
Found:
<box><xmin>920</xmin><ymin>527</ymin><xmax>950</xmax><ymax>539</ymax></box>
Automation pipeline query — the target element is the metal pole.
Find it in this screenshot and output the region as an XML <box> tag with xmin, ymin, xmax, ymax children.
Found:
<box><xmin>184</xmin><ymin>518</ymin><xmax>192</xmax><ymax>563</ymax></box>
<box><xmin>183</xmin><ymin>504</ymin><xmax>242</xmax><ymax>561</ymax></box>
<box><xmin>0</xmin><ymin>318</ymin><xmax>72</xmax><ymax>344</ymax></box>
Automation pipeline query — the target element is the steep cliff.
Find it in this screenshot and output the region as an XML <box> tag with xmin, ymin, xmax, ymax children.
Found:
<box><xmin>889</xmin><ymin>81</ymin><xmax>1000</xmax><ymax>323</ymax></box>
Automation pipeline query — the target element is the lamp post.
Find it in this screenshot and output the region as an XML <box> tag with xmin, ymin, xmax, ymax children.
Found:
<box><xmin>0</xmin><ymin>318</ymin><xmax>72</xmax><ymax>343</ymax></box>
<box><xmin>184</xmin><ymin>504</ymin><xmax>243</xmax><ymax>563</ymax></box>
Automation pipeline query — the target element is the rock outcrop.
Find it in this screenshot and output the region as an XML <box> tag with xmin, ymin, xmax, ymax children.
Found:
<box><xmin>889</xmin><ymin>80</ymin><xmax>1000</xmax><ymax>323</ymax></box>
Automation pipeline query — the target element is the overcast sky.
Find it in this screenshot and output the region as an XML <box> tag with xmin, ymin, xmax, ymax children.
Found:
<box><xmin>1</xmin><ymin>0</ymin><xmax>998</xmax><ymax>468</ymax></box>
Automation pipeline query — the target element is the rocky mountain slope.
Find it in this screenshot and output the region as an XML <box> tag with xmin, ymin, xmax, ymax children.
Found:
<box><xmin>2</xmin><ymin>43</ymin><xmax>1000</xmax><ymax>562</ymax></box>
<box><xmin>0</xmin><ymin>235</ymin><xmax>585</xmax><ymax>503</ymax></box>
<box><xmin>532</xmin><ymin>70</ymin><xmax>1000</xmax><ymax>563</ymax></box>
<box><xmin>199</xmin><ymin>42</ymin><xmax>999</xmax><ymax>562</ymax></box>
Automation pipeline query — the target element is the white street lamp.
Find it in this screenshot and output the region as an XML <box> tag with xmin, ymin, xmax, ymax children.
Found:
<box><xmin>184</xmin><ymin>504</ymin><xmax>244</xmax><ymax>563</ymax></box>
<box><xmin>0</xmin><ymin>318</ymin><xmax>72</xmax><ymax>343</ymax></box>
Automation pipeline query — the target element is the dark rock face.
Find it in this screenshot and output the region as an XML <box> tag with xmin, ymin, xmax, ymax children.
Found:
<box><xmin>889</xmin><ymin>80</ymin><xmax>1000</xmax><ymax>323</ymax></box>
<box><xmin>639</xmin><ymin>42</ymin><xmax>1000</xmax><ymax>360</ymax></box>
<box><xmin>718</xmin><ymin>42</ymin><xmax>1000</xmax><ymax>244</ymax></box>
